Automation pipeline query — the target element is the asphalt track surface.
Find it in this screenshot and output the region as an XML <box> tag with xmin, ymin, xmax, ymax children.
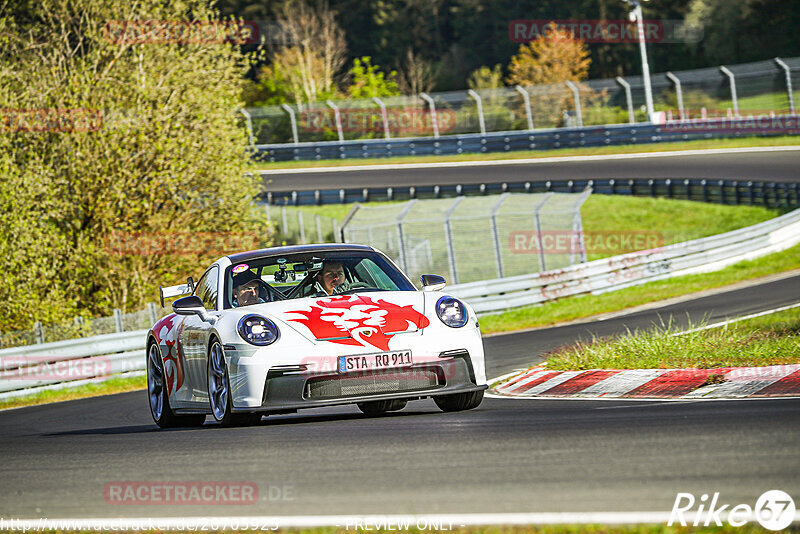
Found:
<box><xmin>261</xmin><ymin>148</ymin><xmax>800</xmax><ymax>191</ymax></box>
<box><xmin>1</xmin><ymin>274</ymin><xmax>799</xmax><ymax>519</ymax></box>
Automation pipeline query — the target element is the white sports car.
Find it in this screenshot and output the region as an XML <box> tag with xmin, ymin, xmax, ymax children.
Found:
<box><xmin>147</xmin><ymin>244</ymin><xmax>487</xmax><ymax>427</ymax></box>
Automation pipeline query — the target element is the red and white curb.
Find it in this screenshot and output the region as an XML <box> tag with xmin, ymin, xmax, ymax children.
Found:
<box><xmin>491</xmin><ymin>363</ymin><xmax>800</xmax><ymax>399</ymax></box>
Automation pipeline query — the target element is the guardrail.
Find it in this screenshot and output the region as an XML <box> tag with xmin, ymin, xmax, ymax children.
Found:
<box><xmin>265</xmin><ymin>178</ymin><xmax>800</xmax><ymax>209</ymax></box>
<box><xmin>0</xmin><ymin>330</ymin><xmax>147</xmax><ymax>398</ymax></box>
<box><xmin>1</xmin><ymin>207</ymin><xmax>798</xmax><ymax>398</ymax></box>
<box><xmin>255</xmin><ymin>115</ymin><xmax>800</xmax><ymax>162</ymax></box>
<box><xmin>448</xmin><ymin>207</ymin><xmax>800</xmax><ymax>312</ymax></box>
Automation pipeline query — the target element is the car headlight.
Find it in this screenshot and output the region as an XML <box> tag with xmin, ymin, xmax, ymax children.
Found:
<box><xmin>238</xmin><ymin>314</ymin><xmax>279</xmax><ymax>346</ymax></box>
<box><xmin>436</xmin><ymin>296</ymin><xmax>469</xmax><ymax>328</ymax></box>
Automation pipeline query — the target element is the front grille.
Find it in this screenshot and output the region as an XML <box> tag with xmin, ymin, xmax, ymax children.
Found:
<box><xmin>304</xmin><ymin>368</ymin><xmax>442</xmax><ymax>399</ymax></box>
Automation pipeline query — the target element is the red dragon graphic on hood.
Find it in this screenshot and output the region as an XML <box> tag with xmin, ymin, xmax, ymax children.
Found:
<box><xmin>286</xmin><ymin>295</ymin><xmax>429</xmax><ymax>351</ymax></box>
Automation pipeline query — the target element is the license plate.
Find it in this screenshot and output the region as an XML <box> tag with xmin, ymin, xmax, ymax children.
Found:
<box><xmin>338</xmin><ymin>350</ymin><xmax>413</xmax><ymax>373</ymax></box>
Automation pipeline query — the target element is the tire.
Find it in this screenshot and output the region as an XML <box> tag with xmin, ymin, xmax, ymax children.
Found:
<box><xmin>147</xmin><ymin>342</ymin><xmax>206</xmax><ymax>428</ymax></box>
<box><xmin>207</xmin><ymin>340</ymin><xmax>262</xmax><ymax>427</ymax></box>
<box><xmin>433</xmin><ymin>390</ymin><xmax>484</xmax><ymax>412</ymax></box>
<box><xmin>357</xmin><ymin>399</ymin><xmax>407</xmax><ymax>415</ymax></box>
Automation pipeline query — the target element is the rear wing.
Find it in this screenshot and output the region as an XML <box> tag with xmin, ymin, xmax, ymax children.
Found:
<box><xmin>159</xmin><ymin>277</ymin><xmax>195</xmax><ymax>308</ymax></box>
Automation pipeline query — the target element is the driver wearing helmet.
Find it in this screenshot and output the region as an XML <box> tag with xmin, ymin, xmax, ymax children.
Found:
<box><xmin>232</xmin><ymin>270</ymin><xmax>267</xmax><ymax>307</ymax></box>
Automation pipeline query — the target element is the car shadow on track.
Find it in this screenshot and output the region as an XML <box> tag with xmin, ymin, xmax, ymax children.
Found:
<box><xmin>44</xmin><ymin>408</ymin><xmax>446</xmax><ymax>436</ymax></box>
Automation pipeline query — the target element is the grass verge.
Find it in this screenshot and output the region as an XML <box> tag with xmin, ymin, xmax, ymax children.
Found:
<box><xmin>544</xmin><ymin>306</ymin><xmax>800</xmax><ymax>371</ymax></box>
<box><xmin>254</xmin><ymin>135</ymin><xmax>800</xmax><ymax>170</ymax></box>
<box><xmin>0</xmin><ymin>374</ymin><xmax>145</xmax><ymax>411</ymax></box>
<box><xmin>480</xmin><ymin>242</ymin><xmax>800</xmax><ymax>334</ymax></box>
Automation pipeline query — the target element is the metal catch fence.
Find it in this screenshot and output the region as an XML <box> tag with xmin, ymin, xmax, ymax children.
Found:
<box><xmin>247</xmin><ymin>57</ymin><xmax>800</xmax><ymax>146</ymax></box>
<box><xmin>341</xmin><ymin>191</ymin><xmax>591</xmax><ymax>285</ymax></box>
<box><xmin>265</xmin><ymin>204</ymin><xmax>341</xmax><ymax>244</ymax></box>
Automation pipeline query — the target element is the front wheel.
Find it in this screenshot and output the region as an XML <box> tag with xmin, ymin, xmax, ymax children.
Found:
<box><xmin>207</xmin><ymin>340</ymin><xmax>261</xmax><ymax>427</ymax></box>
<box><xmin>147</xmin><ymin>342</ymin><xmax>205</xmax><ymax>428</ymax></box>
<box><xmin>434</xmin><ymin>390</ymin><xmax>484</xmax><ymax>412</ymax></box>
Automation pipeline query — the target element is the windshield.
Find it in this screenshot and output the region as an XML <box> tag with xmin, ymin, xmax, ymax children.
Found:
<box><xmin>223</xmin><ymin>250</ymin><xmax>415</xmax><ymax>309</ymax></box>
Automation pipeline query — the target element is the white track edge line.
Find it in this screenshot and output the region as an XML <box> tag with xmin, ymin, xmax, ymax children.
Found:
<box><xmin>259</xmin><ymin>145</ymin><xmax>800</xmax><ymax>174</ymax></box>
<box><xmin>675</xmin><ymin>301</ymin><xmax>800</xmax><ymax>335</ymax></box>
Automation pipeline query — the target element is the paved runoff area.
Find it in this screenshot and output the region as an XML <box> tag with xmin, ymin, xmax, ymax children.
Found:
<box><xmin>492</xmin><ymin>363</ymin><xmax>800</xmax><ymax>400</ymax></box>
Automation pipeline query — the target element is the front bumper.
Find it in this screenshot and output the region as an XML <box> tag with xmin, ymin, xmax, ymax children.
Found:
<box><xmin>233</xmin><ymin>354</ymin><xmax>485</xmax><ymax>413</ymax></box>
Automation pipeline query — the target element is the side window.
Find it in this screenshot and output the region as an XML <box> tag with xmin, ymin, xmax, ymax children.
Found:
<box><xmin>194</xmin><ymin>266</ymin><xmax>219</xmax><ymax>310</ymax></box>
<box><xmin>356</xmin><ymin>259</ymin><xmax>396</xmax><ymax>290</ymax></box>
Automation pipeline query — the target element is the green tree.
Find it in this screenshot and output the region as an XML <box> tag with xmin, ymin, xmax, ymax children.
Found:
<box><xmin>506</xmin><ymin>26</ymin><xmax>593</xmax><ymax>128</ymax></box>
<box><xmin>0</xmin><ymin>0</ymin><xmax>267</xmax><ymax>330</ymax></box>
<box><xmin>506</xmin><ymin>25</ymin><xmax>591</xmax><ymax>86</ymax></box>
<box><xmin>346</xmin><ymin>57</ymin><xmax>400</xmax><ymax>98</ymax></box>
<box><xmin>264</xmin><ymin>0</ymin><xmax>348</xmax><ymax>104</ymax></box>
<box><xmin>467</xmin><ymin>64</ymin><xmax>504</xmax><ymax>90</ymax></box>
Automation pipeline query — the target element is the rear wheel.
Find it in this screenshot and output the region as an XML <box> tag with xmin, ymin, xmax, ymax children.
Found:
<box><xmin>147</xmin><ymin>342</ymin><xmax>205</xmax><ymax>428</ymax></box>
<box><xmin>434</xmin><ymin>390</ymin><xmax>484</xmax><ymax>412</ymax></box>
<box><xmin>207</xmin><ymin>340</ymin><xmax>261</xmax><ymax>427</ymax></box>
<box><xmin>357</xmin><ymin>399</ymin><xmax>407</xmax><ymax>415</ymax></box>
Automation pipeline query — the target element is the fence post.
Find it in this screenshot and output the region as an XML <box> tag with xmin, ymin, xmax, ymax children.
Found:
<box><xmin>147</xmin><ymin>302</ymin><xmax>158</xmax><ymax>325</ymax></box>
<box><xmin>338</xmin><ymin>202</ymin><xmax>361</xmax><ymax>244</ymax></box>
<box><xmin>264</xmin><ymin>203</ymin><xmax>270</xmax><ymax>222</ymax></box>
<box><xmin>665</xmin><ymin>72</ymin><xmax>685</xmax><ymax>121</ymax></box>
<box><xmin>720</xmin><ymin>66</ymin><xmax>739</xmax><ymax>117</ymax></box>
<box><xmin>615</xmin><ymin>77</ymin><xmax>635</xmax><ymax>124</ymax></box>
<box><xmin>326</xmin><ymin>99</ymin><xmax>344</xmax><ymax>141</ymax></box>
<box><xmin>34</xmin><ymin>321</ymin><xmax>44</xmax><ymax>344</ymax></box>
<box><xmin>395</xmin><ymin>200</ymin><xmax>417</xmax><ymax>275</ymax></box>
<box><xmin>239</xmin><ymin>109</ymin><xmax>256</xmax><ymax>148</ymax></box>
<box><xmin>280</xmin><ymin>104</ymin><xmax>299</xmax><ymax>144</ymax></box>
<box><xmin>467</xmin><ymin>89</ymin><xmax>486</xmax><ymax>135</ymax></box>
<box><xmin>490</xmin><ymin>193</ymin><xmax>509</xmax><ymax>278</ymax></box>
<box><xmin>533</xmin><ymin>192</ymin><xmax>554</xmax><ymax>272</ymax></box>
<box><xmin>515</xmin><ymin>85</ymin><xmax>534</xmax><ymax>131</ymax></box>
<box><xmin>281</xmin><ymin>207</ymin><xmax>288</xmax><ymax>236</ymax></box>
<box><xmin>565</xmin><ymin>81</ymin><xmax>583</xmax><ymax>127</ymax></box>
<box><xmin>443</xmin><ymin>198</ymin><xmax>463</xmax><ymax>284</ymax></box>
<box><xmin>572</xmin><ymin>188</ymin><xmax>592</xmax><ymax>264</ymax></box>
<box><xmin>316</xmin><ymin>215</ymin><xmax>323</xmax><ymax>242</ymax></box>
<box><xmin>297</xmin><ymin>211</ymin><xmax>306</xmax><ymax>244</ymax></box>
<box><xmin>372</xmin><ymin>97</ymin><xmax>391</xmax><ymax>139</ymax></box>
<box><xmin>775</xmin><ymin>58</ymin><xmax>795</xmax><ymax>115</ymax></box>
<box><xmin>419</xmin><ymin>93</ymin><xmax>439</xmax><ymax>138</ymax></box>
<box><xmin>113</xmin><ymin>309</ymin><xmax>124</xmax><ymax>333</ymax></box>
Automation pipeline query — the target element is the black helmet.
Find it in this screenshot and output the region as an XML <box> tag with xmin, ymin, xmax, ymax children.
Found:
<box><xmin>232</xmin><ymin>270</ymin><xmax>259</xmax><ymax>289</ymax></box>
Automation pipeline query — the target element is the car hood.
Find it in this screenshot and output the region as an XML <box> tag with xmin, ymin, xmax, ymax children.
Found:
<box><xmin>248</xmin><ymin>291</ymin><xmax>430</xmax><ymax>349</ymax></box>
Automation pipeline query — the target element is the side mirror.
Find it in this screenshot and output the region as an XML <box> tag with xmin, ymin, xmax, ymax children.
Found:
<box><xmin>420</xmin><ymin>274</ymin><xmax>446</xmax><ymax>292</ymax></box>
<box><xmin>172</xmin><ymin>295</ymin><xmax>211</xmax><ymax>322</ymax></box>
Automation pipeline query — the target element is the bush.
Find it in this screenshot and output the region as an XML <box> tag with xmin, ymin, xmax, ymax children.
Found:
<box><xmin>0</xmin><ymin>0</ymin><xmax>269</xmax><ymax>330</ymax></box>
